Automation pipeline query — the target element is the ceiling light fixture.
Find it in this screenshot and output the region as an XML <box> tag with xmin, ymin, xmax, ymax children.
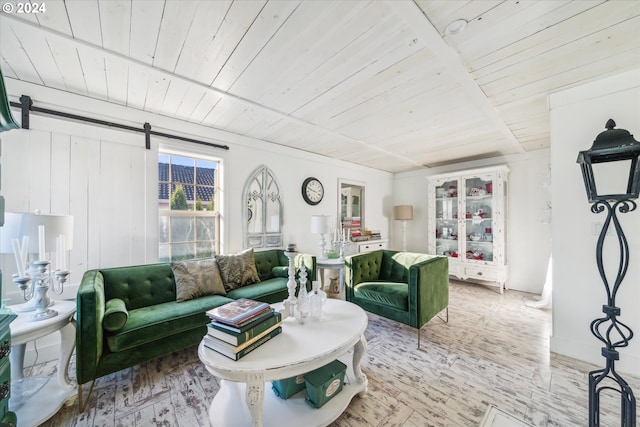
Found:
<box><xmin>444</xmin><ymin>19</ymin><xmax>468</xmax><ymax>37</ymax></box>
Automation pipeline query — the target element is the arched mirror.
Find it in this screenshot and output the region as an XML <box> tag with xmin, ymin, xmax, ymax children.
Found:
<box><xmin>338</xmin><ymin>179</ymin><xmax>365</xmax><ymax>241</ymax></box>
<box><xmin>244</xmin><ymin>165</ymin><xmax>283</xmax><ymax>248</ymax></box>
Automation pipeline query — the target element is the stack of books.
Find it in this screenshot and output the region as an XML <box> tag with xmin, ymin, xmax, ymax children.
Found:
<box><xmin>203</xmin><ymin>298</ymin><xmax>282</xmax><ymax>360</ymax></box>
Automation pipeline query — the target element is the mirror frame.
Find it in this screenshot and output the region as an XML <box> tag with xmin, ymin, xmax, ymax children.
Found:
<box><xmin>243</xmin><ymin>165</ymin><xmax>283</xmax><ymax>249</ymax></box>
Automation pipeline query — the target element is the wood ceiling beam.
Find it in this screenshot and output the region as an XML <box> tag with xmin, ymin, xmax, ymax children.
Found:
<box><xmin>387</xmin><ymin>0</ymin><xmax>524</xmax><ymax>154</ymax></box>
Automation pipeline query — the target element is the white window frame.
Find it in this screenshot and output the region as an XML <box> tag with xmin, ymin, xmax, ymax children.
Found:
<box><xmin>158</xmin><ymin>149</ymin><xmax>222</xmax><ymax>261</ymax></box>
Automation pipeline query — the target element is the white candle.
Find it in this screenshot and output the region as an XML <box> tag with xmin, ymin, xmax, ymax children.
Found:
<box><xmin>12</xmin><ymin>238</ymin><xmax>26</xmax><ymax>277</ymax></box>
<box><xmin>60</xmin><ymin>235</ymin><xmax>66</xmax><ymax>270</ymax></box>
<box><xmin>38</xmin><ymin>225</ymin><xmax>46</xmax><ymax>261</ymax></box>
<box><xmin>21</xmin><ymin>235</ymin><xmax>29</xmax><ymax>265</ymax></box>
<box><xmin>55</xmin><ymin>236</ymin><xmax>61</xmax><ymax>270</ymax></box>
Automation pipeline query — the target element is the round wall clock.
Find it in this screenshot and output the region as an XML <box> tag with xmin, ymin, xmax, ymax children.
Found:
<box><xmin>301</xmin><ymin>177</ymin><xmax>324</xmax><ymax>205</ymax></box>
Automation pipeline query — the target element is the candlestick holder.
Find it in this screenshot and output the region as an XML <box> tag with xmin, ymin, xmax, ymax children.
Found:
<box><xmin>295</xmin><ymin>260</ymin><xmax>310</xmax><ymax>324</ymax></box>
<box><xmin>13</xmin><ymin>260</ymin><xmax>69</xmax><ymax>321</ymax></box>
<box><xmin>282</xmin><ymin>250</ymin><xmax>298</xmax><ymax>319</ymax></box>
<box><xmin>332</xmin><ymin>236</ymin><xmax>351</xmax><ymax>260</ymax></box>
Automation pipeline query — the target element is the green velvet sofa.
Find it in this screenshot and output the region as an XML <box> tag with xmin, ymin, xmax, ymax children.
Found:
<box><xmin>76</xmin><ymin>249</ymin><xmax>315</xmax><ymax>409</ymax></box>
<box><xmin>344</xmin><ymin>250</ymin><xmax>448</xmax><ymax>348</ymax></box>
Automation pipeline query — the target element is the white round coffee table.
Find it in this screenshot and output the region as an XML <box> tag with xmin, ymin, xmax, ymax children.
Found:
<box><xmin>198</xmin><ymin>298</ymin><xmax>368</xmax><ymax>427</ymax></box>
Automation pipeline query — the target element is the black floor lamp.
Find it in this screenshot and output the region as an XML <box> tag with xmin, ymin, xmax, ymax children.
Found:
<box><xmin>577</xmin><ymin>119</ymin><xmax>640</xmax><ymax>427</ymax></box>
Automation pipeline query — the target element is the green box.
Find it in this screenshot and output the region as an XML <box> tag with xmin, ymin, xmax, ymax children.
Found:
<box><xmin>304</xmin><ymin>359</ymin><xmax>346</xmax><ymax>408</ymax></box>
<box><xmin>272</xmin><ymin>374</ymin><xmax>306</xmax><ymax>399</ymax></box>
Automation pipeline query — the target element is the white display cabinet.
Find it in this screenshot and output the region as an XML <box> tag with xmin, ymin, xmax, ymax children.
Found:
<box><xmin>427</xmin><ymin>165</ymin><xmax>509</xmax><ymax>293</ymax></box>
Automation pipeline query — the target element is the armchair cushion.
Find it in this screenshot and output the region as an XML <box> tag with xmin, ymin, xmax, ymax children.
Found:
<box><xmin>354</xmin><ymin>282</ymin><xmax>408</xmax><ymax>311</ymax></box>
<box><xmin>103</xmin><ymin>298</ymin><xmax>128</xmax><ymax>332</ymax></box>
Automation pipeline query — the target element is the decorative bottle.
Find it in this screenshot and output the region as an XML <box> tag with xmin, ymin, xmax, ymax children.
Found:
<box><xmin>309</xmin><ymin>281</ymin><xmax>327</xmax><ymax>322</ymax></box>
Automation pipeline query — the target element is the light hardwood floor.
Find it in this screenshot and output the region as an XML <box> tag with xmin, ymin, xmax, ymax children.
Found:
<box><xmin>35</xmin><ymin>281</ymin><xmax>639</xmax><ymax>426</ymax></box>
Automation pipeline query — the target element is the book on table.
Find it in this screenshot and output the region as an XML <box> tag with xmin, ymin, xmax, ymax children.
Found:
<box><xmin>210</xmin><ymin>308</ymin><xmax>276</xmax><ymax>334</ymax></box>
<box><xmin>208</xmin><ymin>311</ymin><xmax>282</xmax><ymax>346</ymax></box>
<box><xmin>206</xmin><ymin>298</ymin><xmax>270</xmax><ymax>326</ymax></box>
<box><xmin>203</xmin><ymin>324</ymin><xmax>282</xmax><ymax>361</ymax></box>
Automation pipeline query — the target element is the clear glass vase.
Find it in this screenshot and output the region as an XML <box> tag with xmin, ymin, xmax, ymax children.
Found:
<box><xmin>309</xmin><ymin>281</ymin><xmax>327</xmax><ymax>322</ymax></box>
<box><xmin>296</xmin><ymin>283</ymin><xmax>310</xmax><ymax>324</ymax></box>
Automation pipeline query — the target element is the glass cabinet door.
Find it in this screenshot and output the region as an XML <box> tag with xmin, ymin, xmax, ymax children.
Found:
<box><xmin>434</xmin><ymin>179</ymin><xmax>461</xmax><ymax>258</ymax></box>
<box><xmin>463</xmin><ymin>174</ymin><xmax>494</xmax><ymax>263</ymax></box>
<box><xmin>427</xmin><ymin>165</ymin><xmax>508</xmax><ymax>293</ymax></box>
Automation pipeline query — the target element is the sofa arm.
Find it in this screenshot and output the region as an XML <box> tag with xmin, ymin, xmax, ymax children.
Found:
<box><xmin>76</xmin><ymin>269</ymin><xmax>106</xmax><ymax>385</ymax></box>
<box><xmin>408</xmin><ymin>256</ymin><xmax>449</xmax><ymax>328</ymax></box>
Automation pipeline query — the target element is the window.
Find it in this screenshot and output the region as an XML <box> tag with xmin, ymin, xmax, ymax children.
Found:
<box><xmin>158</xmin><ymin>153</ymin><xmax>220</xmax><ymax>261</ymax></box>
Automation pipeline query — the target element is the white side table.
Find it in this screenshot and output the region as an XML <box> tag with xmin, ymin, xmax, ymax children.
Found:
<box><xmin>316</xmin><ymin>258</ymin><xmax>345</xmax><ymax>298</ymax></box>
<box><xmin>8</xmin><ymin>300</ymin><xmax>76</xmax><ymax>427</ymax></box>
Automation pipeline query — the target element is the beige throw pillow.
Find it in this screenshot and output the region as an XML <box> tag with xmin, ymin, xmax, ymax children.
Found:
<box><xmin>171</xmin><ymin>257</ymin><xmax>226</xmax><ymax>302</ymax></box>
<box><xmin>216</xmin><ymin>248</ymin><xmax>261</xmax><ymax>291</ymax></box>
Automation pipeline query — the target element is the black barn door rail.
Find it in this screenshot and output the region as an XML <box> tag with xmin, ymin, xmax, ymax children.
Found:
<box><xmin>10</xmin><ymin>95</ymin><xmax>229</xmax><ymax>151</ymax></box>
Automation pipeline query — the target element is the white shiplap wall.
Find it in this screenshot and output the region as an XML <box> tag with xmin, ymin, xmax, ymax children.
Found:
<box><xmin>1</xmin><ymin>115</ymin><xmax>157</xmax><ymax>303</ymax></box>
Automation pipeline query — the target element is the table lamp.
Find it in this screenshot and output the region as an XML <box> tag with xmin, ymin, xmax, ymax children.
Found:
<box><xmin>310</xmin><ymin>215</ymin><xmax>330</xmax><ymax>258</ymax></box>
<box><xmin>393</xmin><ymin>205</ymin><xmax>413</xmax><ymax>251</ymax></box>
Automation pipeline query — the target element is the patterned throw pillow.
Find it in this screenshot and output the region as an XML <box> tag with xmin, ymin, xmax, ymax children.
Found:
<box><xmin>171</xmin><ymin>257</ymin><xmax>227</xmax><ymax>302</ymax></box>
<box><xmin>216</xmin><ymin>248</ymin><xmax>261</xmax><ymax>291</ymax></box>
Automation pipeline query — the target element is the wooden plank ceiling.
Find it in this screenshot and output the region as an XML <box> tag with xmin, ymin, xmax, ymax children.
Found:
<box><xmin>1</xmin><ymin>0</ymin><xmax>638</xmax><ymax>173</ymax></box>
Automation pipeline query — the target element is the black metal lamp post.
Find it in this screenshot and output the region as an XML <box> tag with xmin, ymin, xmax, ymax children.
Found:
<box><xmin>577</xmin><ymin>119</ymin><xmax>640</xmax><ymax>427</ymax></box>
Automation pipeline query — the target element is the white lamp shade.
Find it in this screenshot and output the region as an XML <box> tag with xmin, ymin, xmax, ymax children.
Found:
<box><xmin>310</xmin><ymin>215</ymin><xmax>330</xmax><ymax>234</ymax></box>
<box><xmin>0</xmin><ymin>212</ymin><xmax>74</xmax><ymax>253</ymax></box>
<box><xmin>393</xmin><ymin>205</ymin><xmax>413</xmax><ymax>221</ymax></box>
<box><xmin>0</xmin><ymin>212</ymin><xmax>22</xmax><ymax>253</ymax></box>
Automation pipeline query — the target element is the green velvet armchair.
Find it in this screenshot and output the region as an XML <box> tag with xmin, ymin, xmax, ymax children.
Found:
<box><xmin>344</xmin><ymin>250</ymin><xmax>449</xmax><ymax>348</ymax></box>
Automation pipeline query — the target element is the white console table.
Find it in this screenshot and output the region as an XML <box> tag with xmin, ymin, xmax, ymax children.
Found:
<box><xmin>8</xmin><ymin>300</ymin><xmax>76</xmax><ymax>427</ymax></box>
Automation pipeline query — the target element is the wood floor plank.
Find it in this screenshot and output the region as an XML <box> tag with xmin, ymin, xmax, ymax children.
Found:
<box><xmin>39</xmin><ymin>281</ymin><xmax>640</xmax><ymax>426</ymax></box>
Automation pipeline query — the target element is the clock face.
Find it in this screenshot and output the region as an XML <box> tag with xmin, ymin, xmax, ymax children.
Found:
<box><xmin>302</xmin><ymin>177</ymin><xmax>324</xmax><ymax>205</ymax></box>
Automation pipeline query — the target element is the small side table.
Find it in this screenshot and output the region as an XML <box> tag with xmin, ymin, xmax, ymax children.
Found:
<box><xmin>8</xmin><ymin>300</ymin><xmax>76</xmax><ymax>427</ymax></box>
<box><xmin>317</xmin><ymin>258</ymin><xmax>345</xmax><ymax>298</ymax></box>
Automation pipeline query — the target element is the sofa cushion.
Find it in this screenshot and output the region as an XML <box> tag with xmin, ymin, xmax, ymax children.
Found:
<box><xmin>271</xmin><ymin>266</ymin><xmax>289</xmax><ymax>278</ymax></box>
<box><xmin>171</xmin><ymin>257</ymin><xmax>226</xmax><ymax>302</ymax></box>
<box><xmin>225</xmin><ymin>278</ymin><xmax>289</xmax><ymax>304</ymax></box>
<box><xmin>217</xmin><ymin>248</ymin><xmax>261</xmax><ymax>291</ymax></box>
<box><xmin>101</xmin><ymin>263</ymin><xmax>176</xmax><ymax>310</ymax></box>
<box><xmin>103</xmin><ymin>298</ymin><xmax>128</xmax><ymax>332</ymax></box>
<box><xmin>254</xmin><ymin>250</ymin><xmax>282</xmax><ymax>281</ymax></box>
<box><xmin>354</xmin><ymin>281</ymin><xmax>408</xmax><ymax>311</ymax></box>
<box><xmin>106</xmin><ymin>294</ymin><xmax>233</xmax><ymax>352</ymax></box>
